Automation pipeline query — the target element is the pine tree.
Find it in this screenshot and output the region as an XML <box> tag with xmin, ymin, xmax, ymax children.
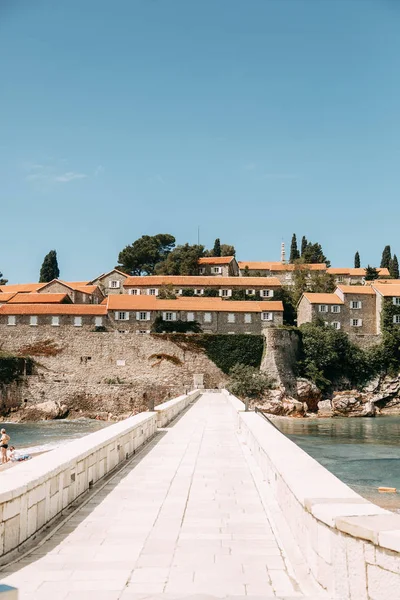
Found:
<box><xmin>354</xmin><ymin>252</ymin><xmax>360</xmax><ymax>268</ymax></box>
<box><xmin>364</xmin><ymin>265</ymin><xmax>379</xmax><ymax>281</ymax></box>
<box><xmin>212</xmin><ymin>238</ymin><xmax>221</xmax><ymax>257</ymax></box>
<box><xmin>39</xmin><ymin>250</ymin><xmax>60</xmax><ymax>282</ymax></box>
<box><xmin>289</xmin><ymin>234</ymin><xmax>300</xmax><ymax>263</ymax></box>
<box><xmin>380</xmin><ymin>245</ymin><xmax>392</xmax><ymax>269</ymax></box>
<box><xmin>389</xmin><ymin>255</ymin><xmax>399</xmax><ymax>279</ymax></box>
<box><xmin>0</xmin><ymin>271</ymin><xmax>8</xmax><ymax>285</ymax></box>
<box><xmin>301</xmin><ymin>236</ymin><xmax>308</xmax><ymax>257</ymax></box>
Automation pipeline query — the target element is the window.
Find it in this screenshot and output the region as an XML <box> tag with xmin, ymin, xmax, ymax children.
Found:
<box><xmin>129</xmin><ymin>289</ymin><xmax>139</xmax><ymax>295</ymax></box>
<box><xmin>261</xmin><ymin>312</ymin><xmax>273</xmax><ymax>321</ymax></box>
<box><xmin>137</xmin><ymin>330</ymin><xmax>150</xmax><ymax>334</ymax></box>
<box><xmin>393</xmin><ymin>315</ymin><xmax>400</xmax><ymax>324</ymax></box>
<box><xmin>319</xmin><ymin>305</ymin><xmax>328</xmax><ymax>313</ymax></box>
<box><xmin>30</xmin><ymin>316</ymin><xmax>38</xmax><ymax>326</ymax></box>
<box><xmin>220</xmin><ymin>289</ymin><xmax>231</xmax><ymax>297</ymax></box>
<box><xmin>351</xmin><ymin>301</ymin><xmax>362</xmax><ymax>309</ymax></box>
<box><xmin>393</xmin><ymin>297</ymin><xmax>400</xmax><ymax>306</ymax></box>
<box><xmin>94</xmin><ymin>316</ymin><xmax>103</xmax><ymax>326</ymax></box>
<box><xmin>351</xmin><ymin>319</ymin><xmax>362</xmax><ymax>327</ymax></box>
<box><xmin>7</xmin><ymin>316</ymin><xmax>16</xmax><ymax>326</ymax></box>
<box><xmin>212</xmin><ymin>267</ymin><xmax>222</xmax><ymax>274</ymax></box>
<box><xmin>74</xmin><ymin>316</ymin><xmax>82</xmax><ymax>327</ymax></box>
<box><xmin>163</xmin><ymin>312</ymin><xmax>176</xmax><ymax>321</ymax></box>
<box><xmin>246</xmin><ymin>289</ymin><xmax>255</xmax><ymax>296</ymax></box>
<box><xmin>194</xmin><ymin>288</ymin><xmax>204</xmax><ymax>296</ymax></box>
<box><xmin>187</xmin><ymin>312</ymin><xmax>195</xmax><ymax>322</ymax></box>
<box><xmin>199</xmin><ymin>267</ymin><xmax>205</xmax><ymax>274</ymax></box>
<box><xmin>109</xmin><ymin>280</ymin><xmax>120</xmax><ymax>289</ymax></box>
<box><xmin>337</xmin><ymin>276</ymin><xmax>344</xmax><ymax>283</ymax></box>
<box><xmin>148</xmin><ymin>288</ymin><xmax>157</xmax><ymax>296</ymax></box>
<box><xmin>331</xmin><ymin>305</ymin><xmax>341</xmax><ymax>313</ymax></box>
<box><xmin>228</xmin><ymin>332</ymin><xmax>235</xmax><ymax>335</ymax></box>
<box><xmin>244</xmin><ymin>313</ymin><xmax>252</xmax><ymax>323</ymax></box>
<box><xmin>227</xmin><ymin>313</ymin><xmax>235</xmax><ymax>323</ymax></box>
<box><xmin>261</xmin><ymin>289</ymin><xmax>273</xmax><ymax>298</ymax></box>
<box><xmin>116</xmin><ymin>359</ymin><xmax>125</xmax><ymax>366</ymax></box>
<box><xmin>204</xmin><ymin>312</ymin><xmax>212</xmax><ymax>323</ymax></box>
<box><xmin>332</xmin><ymin>322</ymin><xmax>341</xmax><ymax>330</ymax></box>
<box><xmin>115</xmin><ymin>311</ymin><xmax>129</xmax><ymax>321</ymax></box>
<box><xmin>137</xmin><ymin>311</ymin><xmax>150</xmax><ymax>321</ymax></box>
<box><xmin>52</xmin><ymin>316</ymin><xmax>60</xmax><ymax>327</ymax></box>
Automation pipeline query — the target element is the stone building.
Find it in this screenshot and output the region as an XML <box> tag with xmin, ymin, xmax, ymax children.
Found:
<box><xmin>327</xmin><ymin>267</ymin><xmax>390</xmax><ymax>285</ymax></box>
<box><xmin>37</xmin><ymin>280</ymin><xmax>104</xmax><ymax>304</ymax></box>
<box><xmin>198</xmin><ymin>256</ymin><xmax>239</xmax><ymax>277</ymax></box>
<box><xmin>123</xmin><ymin>275</ymin><xmax>281</xmax><ymax>299</ymax></box>
<box><xmin>297</xmin><ymin>293</ymin><xmax>344</xmax><ymax>330</ymax></box>
<box><xmin>6</xmin><ymin>292</ymin><xmax>71</xmax><ymax>304</ymax></box>
<box><xmin>238</xmin><ymin>261</ymin><xmax>327</xmax><ymax>285</ymax></box>
<box><xmin>89</xmin><ymin>269</ymin><xmax>128</xmax><ymax>295</ymax></box>
<box><xmin>372</xmin><ymin>283</ymin><xmax>400</xmax><ymax>334</ymax></box>
<box><xmin>0</xmin><ymin>304</ymin><xmax>107</xmax><ymax>329</ymax></box>
<box><xmin>107</xmin><ymin>295</ymin><xmax>283</xmax><ymax>334</ymax></box>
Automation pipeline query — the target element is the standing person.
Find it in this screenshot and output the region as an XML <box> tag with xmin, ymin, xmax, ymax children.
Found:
<box><xmin>0</xmin><ymin>429</ymin><xmax>10</xmax><ymax>464</ymax></box>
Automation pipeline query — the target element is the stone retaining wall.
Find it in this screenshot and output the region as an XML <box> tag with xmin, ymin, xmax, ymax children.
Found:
<box><xmin>0</xmin><ymin>392</ymin><xmax>197</xmax><ymax>562</ymax></box>
<box><xmin>228</xmin><ymin>394</ymin><xmax>400</xmax><ymax>600</ymax></box>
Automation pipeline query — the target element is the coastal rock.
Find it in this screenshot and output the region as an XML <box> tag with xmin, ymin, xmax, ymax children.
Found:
<box><xmin>331</xmin><ymin>391</ymin><xmax>376</xmax><ymax>417</ymax></box>
<box><xmin>317</xmin><ymin>399</ymin><xmax>333</xmax><ymax>417</ymax></box>
<box><xmin>296</xmin><ymin>378</ymin><xmax>322</xmax><ymax>411</ymax></box>
<box><xmin>255</xmin><ymin>395</ymin><xmax>305</xmax><ymax>417</ymax></box>
<box><xmin>20</xmin><ymin>400</ymin><xmax>69</xmax><ymax>422</ymax></box>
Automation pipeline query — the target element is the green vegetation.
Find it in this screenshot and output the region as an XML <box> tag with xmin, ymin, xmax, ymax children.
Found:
<box><xmin>117</xmin><ymin>234</ymin><xmax>176</xmax><ymax>275</ymax></box>
<box><xmin>390</xmin><ymin>255</ymin><xmax>399</xmax><ymax>279</ymax></box>
<box><xmin>0</xmin><ymin>270</ymin><xmax>7</xmax><ymax>285</ymax></box>
<box><xmin>151</xmin><ymin>316</ymin><xmax>202</xmax><ymax>334</ymax></box>
<box><xmin>156</xmin><ymin>243</ymin><xmax>205</xmax><ymax>275</ymax></box>
<box><xmin>354</xmin><ymin>251</ymin><xmax>360</xmax><ymax>268</ymax></box>
<box><xmin>212</xmin><ymin>238</ymin><xmax>221</xmax><ymax>257</ymax></box>
<box><xmin>380</xmin><ymin>245</ymin><xmax>392</xmax><ymax>269</ymax></box>
<box><xmin>365</xmin><ymin>265</ymin><xmax>379</xmax><ymax>281</ymax></box>
<box><xmin>198</xmin><ymin>334</ymin><xmax>264</xmax><ymax>374</ymax></box>
<box><xmin>300</xmin><ymin>235</ymin><xmax>308</xmax><ymax>257</ymax></box>
<box><xmin>0</xmin><ymin>355</ymin><xmax>33</xmax><ymax>384</ymax></box>
<box><xmin>39</xmin><ymin>250</ymin><xmax>60</xmax><ymax>282</ymax></box>
<box><xmin>227</xmin><ymin>364</ymin><xmax>274</xmax><ymax>402</ymax></box>
<box><xmin>289</xmin><ymin>234</ymin><xmax>300</xmax><ymax>262</ymax></box>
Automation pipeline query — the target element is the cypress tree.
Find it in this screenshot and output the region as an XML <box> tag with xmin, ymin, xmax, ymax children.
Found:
<box><xmin>0</xmin><ymin>271</ymin><xmax>7</xmax><ymax>285</ymax></box>
<box><xmin>212</xmin><ymin>238</ymin><xmax>221</xmax><ymax>257</ymax></box>
<box><xmin>380</xmin><ymin>245</ymin><xmax>392</xmax><ymax>269</ymax></box>
<box><xmin>354</xmin><ymin>252</ymin><xmax>360</xmax><ymax>268</ymax></box>
<box><xmin>39</xmin><ymin>250</ymin><xmax>60</xmax><ymax>283</ymax></box>
<box><xmin>301</xmin><ymin>236</ymin><xmax>308</xmax><ymax>257</ymax></box>
<box><xmin>365</xmin><ymin>265</ymin><xmax>379</xmax><ymax>281</ymax></box>
<box><xmin>289</xmin><ymin>234</ymin><xmax>300</xmax><ymax>262</ymax></box>
<box><xmin>389</xmin><ymin>255</ymin><xmax>399</xmax><ymax>279</ymax></box>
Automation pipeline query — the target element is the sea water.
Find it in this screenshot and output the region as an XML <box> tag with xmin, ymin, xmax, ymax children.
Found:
<box><xmin>273</xmin><ymin>415</ymin><xmax>400</xmax><ymax>511</ymax></box>
<box><xmin>1</xmin><ymin>420</ymin><xmax>111</xmax><ymax>454</ymax></box>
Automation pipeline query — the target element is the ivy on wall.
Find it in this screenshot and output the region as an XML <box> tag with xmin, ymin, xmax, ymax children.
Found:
<box><xmin>381</xmin><ymin>297</ymin><xmax>400</xmax><ymax>332</ymax></box>
<box><xmin>0</xmin><ymin>356</ymin><xmax>33</xmax><ymax>384</ymax></box>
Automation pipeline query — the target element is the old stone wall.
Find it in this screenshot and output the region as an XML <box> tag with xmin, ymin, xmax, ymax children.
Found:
<box><xmin>0</xmin><ymin>328</ymin><xmax>226</xmax><ymax>420</ymax></box>
<box><xmin>260</xmin><ymin>328</ymin><xmax>299</xmax><ymax>398</ymax></box>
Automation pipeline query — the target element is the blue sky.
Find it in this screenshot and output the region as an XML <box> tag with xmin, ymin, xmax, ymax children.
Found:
<box><xmin>1</xmin><ymin>0</ymin><xmax>400</xmax><ymax>282</ymax></box>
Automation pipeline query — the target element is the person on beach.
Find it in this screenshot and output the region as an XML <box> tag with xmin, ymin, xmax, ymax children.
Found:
<box><xmin>0</xmin><ymin>429</ymin><xmax>10</xmax><ymax>464</ymax></box>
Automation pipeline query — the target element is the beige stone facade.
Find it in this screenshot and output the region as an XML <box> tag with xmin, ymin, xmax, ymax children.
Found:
<box><xmin>198</xmin><ymin>256</ymin><xmax>239</xmax><ymax>276</ymax></box>
<box><xmin>90</xmin><ymin>269</ymin><xmax>128</xmax><ymax>295</ymax></box>
<box><xmin>37</xmin><ymin>280</ymin><xmax>104</xmax><ymax>304</ymax></box>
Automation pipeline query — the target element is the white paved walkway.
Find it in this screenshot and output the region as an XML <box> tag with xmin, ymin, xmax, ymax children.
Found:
<box><xmin>0</xmin><ymin>393</ymin><xmax>311</xmax><ymax>599</ymax></box>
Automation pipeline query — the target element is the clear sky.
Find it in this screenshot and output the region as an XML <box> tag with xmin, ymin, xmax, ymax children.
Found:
<box><xmin>1</xmin><ymin>0</ymin><xmax>399</xmax><ymax>283</ymax></box>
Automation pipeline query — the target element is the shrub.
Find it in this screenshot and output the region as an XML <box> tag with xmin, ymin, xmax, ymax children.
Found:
<box><xmin>151</xmin><ymin>316</ymin><xmax>202</xmax><ymax>334</ymax></box>
<box><xmin>198</xmin><ymin>334</ymin><xmax>264</xmax><ymax>374</ymax></box>
<box><xmin>228</xmin><ymin>363</ymin><xmax>274</xmax><ymax>400</ymax></box>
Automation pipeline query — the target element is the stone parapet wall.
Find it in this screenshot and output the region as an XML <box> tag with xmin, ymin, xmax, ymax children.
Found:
<box><xmin>260</xmin><ymin>328</ymin><xmax>299</xmax><ymax>397</ymax></box>
<box><xmin>0</xmin><ymin>391</ymin><xmax>199</xmax><ymax>562</ymax></box>
<box><xmin>228</xmin><ymin>395</ymin><xmax>400</xmax><ymax>600</ymax></box>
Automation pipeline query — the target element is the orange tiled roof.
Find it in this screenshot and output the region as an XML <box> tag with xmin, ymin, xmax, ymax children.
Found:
<box><xmin>124</xmin><ymin>276</ymin><xmax>281</xmax><ymax>287</ymax></box>
<box><xmin>372</xmin><ymin>284</ymin><xmax>400</xmax><ymax>297</ymax></box>
<box><xmin>238</xmin><ymin>261</ymin><xmax>326</xmax><ymax>272</ymax></box>
<box><xmin>0</xmin><ymin>304</ymin><xmax>107</xmax><ymax>315</ymax></box>
<box><xmin>328</xmin><ymin>268</ymin><xmax>390</xmax><ymax>277</ymax></box>
<box><xmin>0</xmin><ymin>283</ymin><xmax>45</xmax><ymax>293</ymax></box>
<box><xmin>8</xmin><ymin>293</ymin><xmax>70</xmax><ymax>304</ymax></box>
<box><xmin>372</xmin><ymin>279</ymin><xmax>400</xmax><ymax>285</ymax></box>
<box><xmin>90</xmin><ymin>269</ymin><xmax>128</xmax><ymax>282</ymax></box>
<box><xmin>38</xmin><ymin>280</ymin><xmax>97</xmax><ymax>295</ymax></box>
<box><xmin>107</xmin><ymin>295</ymin><xmax>283</xmax><ymax>313</ymax></box>
<box><xmin>198</xmin><ymin>257</ymin><xmax>235</xmax><ymax>265</ymax></box>
<box><xmin>0</xmin><ymin>293</ymin><xmax>17</xmax><ymax>302</ymax></box>
<box><xmin>302</xmin><ymin>293</ymin><xmax>344</xmax><ymax>305</ymax></box>
<box><xmin>336</xmin><ymin>285</ymin><xmax>376</xmax><ymax>295</ymax></box>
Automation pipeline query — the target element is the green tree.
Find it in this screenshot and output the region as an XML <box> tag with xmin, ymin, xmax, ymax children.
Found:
<box><xmin>0</xmin><ymin>271</ymin><xmax>8</xmax><ymax>285</ymax></box>
<box><xmin>39</xmin><ymin>250</ymin><xmax>60</xmax><ymax>283</ymax></box>
<box><xmin>354</xmin><ymin>252</ymin><xmax>360</xmax><ymax>268</ymax></box>
<box><xmin>302</xmin><ymin>242</ymin><xmax>330</xmax><ymax>267</ymax></box>
<box><xmin>117</xmin><ymin>234</ymin><xmax>175</xmax><ymax>275</ymax></box>
<box><xmin>212</xmin><ymin>238</ymin><xmax>221</xmax><ymax>257</ymax></box>
<box><xmin>220</xmin><ymin>244</ymin><xmax>236</xmax><ymax>257</ymax></box>
<box><xmin>380</xmin><ymin>245</ymin><xmax>392</xmax><ymax>269</ymax></box>
<box><xmin>389</xmin><ymin>255</ymin><xmax>399</xmax><ymax>279</ymax></box>
<box><xmin>156</xmin><ymin>244</ymin><xmax>205</xmax><ymax>275</ymax></box>
<box><xmin>290</xmin><ymin>263</ymin><xmax>336</xmax><ymax>307</ymax></box>
<box><xmin>301</xmin><ymin>236</ymin><xmax>308</xmax><ymax>257</ymax></box>
<box><xmin>289</xmin><ymin>234</ymin><xmax>300</xmax><ymax>263</ymax></box>
<box><xmin>228</xmin><ymin>364</ymin><xmax>274</xmax><ymax>409</ymax></box>
<box><xmin>365</xmin><ymin>265</ymin><xmax>379</xmax><ymax>281</ymax></box>
<box><xmin>242</xmin><ymin>265</ymin><xmax>250</xmax><ymax>277</ymax></box>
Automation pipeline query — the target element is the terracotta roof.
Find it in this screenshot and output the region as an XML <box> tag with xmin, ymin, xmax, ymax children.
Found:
<box><xmin>327</xmin><ymin>268</ymin><xmax>390</xmax><ymax>277</ymax></box>
<box><xmin>124</xmin><ymin>276</ymin><xmax>281</xmax><ymax>287</ymax></box>
<box><xmin>90</xmin><ymin>269</ymin><xmax>128</xmax><ymax>282</ymax></box>
<box><xmin>0</xmin><ymin>293</ymin><xmax>17</xmax><ymax>303</ymax></box>
<box><xmin>74</xmin><ymin>285</ymin><xmax>99</xmax><ymax>294</ymax></box>
<box><xmin>198</xmin><ymin>257</ymin><xmax>235</xmax><ymax>265</ymax></box>
<box><xmin>38</xmin><ymin>280</ymin><xmax>98</xmax><ymax>295</ymax></box>
<box><xmin>8</xmin><ymin>293</ymin><xmax>70</xmax><ymax>304</ymax></box>
<box><xmin>0</xmin><ymin>283</ymin><xmax>44</xmax><ymax>293</ymax></box>
<box><xmin>302</xmin><ymin>293</ymin><xmax>344</xmax><ymax>305</ymax></box>
<box><xmin>373</xmin><ymin>279</ymin><xmax>400</xmax><ymax>285</ymax></box>
<box><xmin>336</xmin><ymin>285</ymin><xmax>376</xmax><ymax>295</ymax></box>
<box><xmin>238</xmin><ymin>262</ymin><xmax>326</xmax><ymax>272</ymax></box>
<box><xmin>372</xmin><ymin>284</ymin><xmax>400</xmax><ymax>297</ymax></box>
<box><xmin>0</xmin><ymin>304</ymin><xmax>107</xmax><ymax>315</ymax></box>
<box><xmin>107</xmin><ymin>295</ymin><xmax>283</xmax><ymax>313</ymax></box>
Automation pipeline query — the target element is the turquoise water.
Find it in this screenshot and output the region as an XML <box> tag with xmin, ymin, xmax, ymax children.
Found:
<box><xmin>273</xmin><ymin>416</ymin><xmax>400</xmax><ymax>510</ymax></box>
<box><xmin>0</xmin><ymin>420</ymin><xmax>111</xmax><ymax>454</ymax></box>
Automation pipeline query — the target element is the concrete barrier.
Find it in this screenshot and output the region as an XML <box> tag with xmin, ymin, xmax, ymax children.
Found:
<box><xmin>154</xmin><ymin>390</ymin><xmax>200</xmax><ymax>428</ymax></box>
<box><xmin>0</xmin><ymin>391</ymin><xmax>198</xmax><ymax>562</ymax></box>
<box><xmin>0</xmin><ymin>585</ymin><xmax>17</xmax><ymax>599</ymax></box>
<box><xmin>227</xmin><ymin>393</ymin><xmax>400</xmax><ymax>600</ymax></box>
